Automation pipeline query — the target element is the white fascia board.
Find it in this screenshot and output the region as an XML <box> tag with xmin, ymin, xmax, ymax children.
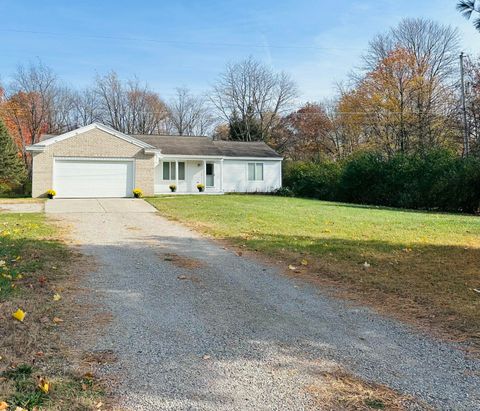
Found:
<box><xmin>144</xmin><ymin>148</ymin><xmax>161</xmax><ymax>155</ymax></box>
<box><xmin>160</xmin><ymin>154</ymin><xmax>283</xmax><ymax>161</ymax></box>
<box><xmin>222</xmin><ymin>156</ymin><xmax>283</xmax><ymax>161</ymax></box>
<box><xmin>37</xmin><ymin>123</ymin><xmax>155</xmax><ymax>149</ymax></box>
<box><xmin>26</xmin><ymin>145</ymin><xmax>46</xmax><ymax>152</ymax></box>
<box><xmin>161</xmin><ymin>154</ymin><xmax>223</xmax><ymax>160</ymax></box>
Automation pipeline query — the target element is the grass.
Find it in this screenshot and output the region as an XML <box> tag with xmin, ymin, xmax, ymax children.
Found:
<box><xmin>0</xmin><ymin>198</ymin><xmax>44</xmax><ymax>204</ymax></box>
<box><xmin>0</xmin><ymin>213</ymin><xmax>104</xmax><ymax>410</ymax></box>
<box><xmin>306</xmin><ymin>371</ymin><xmax>427</xmax><ymax>410</ymax></box>
<box><xmin>147</xmin><ymin>195</ymin><xmax>480</xmax><ymax>347</ymax></box>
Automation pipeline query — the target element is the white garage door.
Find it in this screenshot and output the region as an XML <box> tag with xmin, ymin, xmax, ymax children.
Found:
<box><xmin>54</xmin><ymin>159</ymin><xmax>134</xmax><ymax>198</ymax></box>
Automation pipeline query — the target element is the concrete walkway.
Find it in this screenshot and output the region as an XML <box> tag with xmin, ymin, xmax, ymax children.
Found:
<box><xmin>45</xmin><ymin>198</ymin><xmax>157</xmax><ymax>214</ymax></box>
<box><xmin>0</xmin><ymin>202</ymin><xmax>44</xmax><ymax>213</ymax></box>
<box><xmin>53</xmin><ymin>199</ymin><xmax>480</xmax><ymax>410</ymax></box>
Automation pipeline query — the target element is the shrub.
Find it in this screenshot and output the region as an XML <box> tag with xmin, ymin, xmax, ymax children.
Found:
<box><xmin>283</xmin><ymin>149</ymin><xmax>480</xmax><ymax>213</ymax></box>
<box><xmin>272</xmin><ymin>187</ymin><xmax>295</xmax><ymax>197</ymax></box>
<box><xmin>283</xmin><ymin>160</ymin><xmax>340</xmax><ymax>200</ymax></box>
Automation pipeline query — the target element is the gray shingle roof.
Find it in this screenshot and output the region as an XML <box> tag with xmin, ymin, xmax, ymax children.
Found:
<box><xmin>134</xmin><ymin>135</ymin><xmax>281</xmax><ymax>158</ymax></box>
<box><xmin>39</xmin><ymin>131</ymin><xmax>282</xmax><ymax>158</ymax></box>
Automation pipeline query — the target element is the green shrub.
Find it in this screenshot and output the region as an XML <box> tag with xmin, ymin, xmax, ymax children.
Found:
<box><xmin>283</xmin><ymin>160</ymin><xmax>340</xmax><ymax>200</ymax></box>
<box><xmin>283</xmin><ymin>149</ymin><xmax>480</xmax><ymax>213</ymax></box>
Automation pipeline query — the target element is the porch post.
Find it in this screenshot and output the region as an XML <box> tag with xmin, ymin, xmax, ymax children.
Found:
<box><xmin>175</xmin><ymin>160</ymin><xmax>179</xmax><ymax>191</ymax></box>
<box><xmin>220</xmin><ymin>159</ymin><xmax>224</xmax><ymax>192</ymax></box>
<box><xmin>203</xmin><ymin>160</ymin><xmax>206</xmax><ymax>187</ymax></box>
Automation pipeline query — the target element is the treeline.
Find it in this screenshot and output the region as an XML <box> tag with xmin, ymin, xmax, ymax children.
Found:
<box><xmin>271</xmin><ymin>18</ymin><xmax>480</xmax><ymax>160</ymax></box>
<box><xmin>0</xmin><ymin>17</ymin><xmax>479</xmax><ymax>207</ymax></box>
<box><xmin>275</xmin><ymin>18</ymin><xmax>480</xmax><ymax>214</ymax></box>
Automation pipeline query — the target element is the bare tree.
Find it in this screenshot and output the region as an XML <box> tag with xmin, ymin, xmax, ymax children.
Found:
<box><xmin>167</xmin><ymin>87</ymin><xmax>215</xmax><ymax>135</ymax></box>
<box><xmin>47</xmin><ymin>86</ymin><xmax>76</xmax><ymax>134</ymax></box>
<box><xmin>70</xmin><ymin>88</ymin><xmax>101</xmax><ymax>128</ymax></box>
<box><xmin>2</xmin><ymin>61</ymin><xmax>59</xmax><ymax>172</ymax></box>
<box><xmin>94</xmin><ymin>71</ymin><xmax>168</xmax><ymax>134</ymax></box>
<box><xmin>211</xmin><ymin>57</ymin><xmax>298</xmax><ymax>141</ymax></box>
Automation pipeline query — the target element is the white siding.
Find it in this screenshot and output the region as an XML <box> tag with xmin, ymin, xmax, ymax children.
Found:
<box><xmin>222</xmin><ymin>159</ymin><xmax>282</xmax><ymax>193</ymax></box>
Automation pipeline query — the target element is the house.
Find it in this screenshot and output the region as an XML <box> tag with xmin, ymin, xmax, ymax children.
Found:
<box><xmin>26</xmin><ymin>123</ymin><xmax>283</xmax><ymax>198</ymax></box>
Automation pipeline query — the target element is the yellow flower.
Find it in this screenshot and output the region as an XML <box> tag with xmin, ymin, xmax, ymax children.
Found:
<box><xmin>13</xmin><ymin>309</ymin><xmax>26</xmax><ymax>322</ymax></box>
<box><xmin>53</xmin><ymin>293</ymin><xmax>61</xmax><ymax>301</ymax></box>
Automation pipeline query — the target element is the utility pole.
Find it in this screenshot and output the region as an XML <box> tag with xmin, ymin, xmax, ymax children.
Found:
<box><xmin>460</xmin><ymin>52</ymin><xmax>470</xmax><ymax>157</ymax></box>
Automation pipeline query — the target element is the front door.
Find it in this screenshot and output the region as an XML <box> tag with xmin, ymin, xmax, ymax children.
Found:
<box><xmin>206</xmin><ymin>163</ymin><xmax>214</xmax><ymax>187</ymax></box>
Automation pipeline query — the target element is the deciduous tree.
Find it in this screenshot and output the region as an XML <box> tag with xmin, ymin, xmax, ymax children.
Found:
<box><xmin>211</xmin><ymin>57</ymin><xmax>297</xmax><ymax>141</ymax></box>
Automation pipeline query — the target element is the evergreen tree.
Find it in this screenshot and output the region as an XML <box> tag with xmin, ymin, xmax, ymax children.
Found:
<box><xmin>228</xmin><ymin>107</ymin><xmax>263</xmax><ymax>141</ymax></box>
<box><xmin>0</xmin><ymin>119</ymin><xmax>26</xmax><ymax>189</ymax></box>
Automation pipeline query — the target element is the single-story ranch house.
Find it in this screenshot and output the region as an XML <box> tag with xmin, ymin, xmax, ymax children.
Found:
<box><xmin>26</xmin><ymin>122</ymin><xmax>283</xmax><ymax>198</ymax></box>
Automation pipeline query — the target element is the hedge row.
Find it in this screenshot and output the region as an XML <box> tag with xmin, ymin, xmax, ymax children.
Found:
<box><xmin>282</xmin><ymin>149</ymin><xmax>480</xmax><ymax>214</ymax></box>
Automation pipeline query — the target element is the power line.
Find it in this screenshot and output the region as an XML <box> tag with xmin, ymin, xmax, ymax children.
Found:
<box><xmin>0</xmin><ymin>29</ymin><xmax>362</xmax><ymax>52</ymax></box>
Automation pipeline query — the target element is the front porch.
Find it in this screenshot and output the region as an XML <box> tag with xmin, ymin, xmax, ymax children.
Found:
<box><xmin>154</xmin><ymin>158</ymin><xmax>224</xmax><ymax>194</ymax></box>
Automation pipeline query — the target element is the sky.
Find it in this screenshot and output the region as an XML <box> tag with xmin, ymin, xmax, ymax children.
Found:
<box><xmin>0</xmin><ymin>0</ymin><xmax>478</xmax><ymax>104</ymax></box>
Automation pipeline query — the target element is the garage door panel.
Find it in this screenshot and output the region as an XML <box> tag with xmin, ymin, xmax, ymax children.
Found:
<box><xmin>54</xmin><ymin>159</ymin><xmax>134</xmax><ymax>198</ymax></box>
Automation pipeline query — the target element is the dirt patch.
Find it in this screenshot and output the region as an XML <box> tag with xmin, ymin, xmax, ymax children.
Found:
<box><xmin>306</xmin><ymin>371</ymin><xmax>430</xmax><ymax>411</ymax></box>
<box><xmin>82</xmin><ymin>350</ymin><xmax>118</xmax><ymax>366</ymax></box>
<box><xmin>161</xmin><ymin>253</ymin><xmax>205</xmax><ymax>269</ymax></box>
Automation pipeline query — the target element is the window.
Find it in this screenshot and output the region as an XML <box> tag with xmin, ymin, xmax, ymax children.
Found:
<box><xmin>162</xmin><ymin>162</ymin><xmax>185</xmax><ymax>180</ymax></box>
<box><xmin>248</xmin><ymin>162</ymin><xmax>264</xmax><ymax>181</ymax></box>
<box><xmin>206</xmin><ymin>163</ymin><xmax>214</xmax><ymax>187</ymax></box>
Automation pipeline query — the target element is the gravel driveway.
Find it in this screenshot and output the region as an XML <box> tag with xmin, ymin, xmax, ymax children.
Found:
<box><xmin>50</xmin><ymin>199</ymin><xmax>480</xmax><ymax>410</ymax></box>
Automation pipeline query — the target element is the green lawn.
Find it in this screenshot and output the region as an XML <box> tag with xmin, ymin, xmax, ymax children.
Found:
<box><xmin>147</xmin><ymin>195</ymin><xmax>480</xmax><ymax>345</ymax></box>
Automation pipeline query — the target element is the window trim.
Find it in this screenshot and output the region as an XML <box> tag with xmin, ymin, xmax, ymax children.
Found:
<box><xmin>248</xmin><ymin>162</ymin><xmax>264</xmax><ymax>181</ymax></box>
<box><xmin>162</xmin><ymin>161</ymin><xmax>185</xmax><ymax>181</ymax></box>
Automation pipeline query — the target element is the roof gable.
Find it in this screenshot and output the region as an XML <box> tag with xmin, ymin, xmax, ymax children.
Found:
<box><xmin>30</xmin><ymin>123</ymin><xmax>154</xmax><ymax>150</ymax></box>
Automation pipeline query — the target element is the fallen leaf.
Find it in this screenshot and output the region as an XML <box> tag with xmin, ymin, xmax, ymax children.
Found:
<box><xmin>38</xmin><ymin>377</ymin><xmax>50</xmax><ymax>393</ymax></box>
<box><xmin>301</xmin><ymin>259</ymin><xmax>308</xmax><ymax>266</ymax></box>
<box><xmin>0</xmin><ymin>401</ymin><xmax>8</xmax><ymax>410</ymax></box>
<box><xmin>95</xmin><ymin>402</ymin><xmax>103</xmax><ymax>409</ymax></box>
<box><xmin>202</xmin><ymin>354</ymin><xmax>211</xmax><ymax>360</ymax></box>
<box><xmin>363</xmin><ymin>262</ymin><xmax>371</xmax><ymax>268</ymax></box>
<box><xmin>35</xmin><ymin>351</ymin><xmax>44</xmax><ymax>357</ymax></box>
<box><xmin>83</xmin><ymin>372</ymin><xmax>94</xmax><ymax>380</ymax></box>
<box><xmin>236</xmin><ymin>251</ymin><xmax>243</xmax><ymax>256</ymax></box>
<box><xmin>15</xmin><ymin>407</ymin><xmax>27</xmax><ymax>411</ymax></box>
<box><xmin>288</xmin><ymin>265</ymin><xmax>297</xmax><ymax>271</ymax></box>
<box><xmin>53</xmin><ymin>293</ymin><xmax>61</xmax><ymax>301</ymax></box>
<box><xmin>177</xmin><ymin>275</ymin><xmax>187</xmax><ymax>280</ymax></box>
<box><xmin>0</xmin><ymin>260</ymin><xmax>5</xmax><ymax>267</ymax></box>
<box><xmin>52</xmin><ymin>317</ymin><xmax>63</xmax><ymax>324</ymax></box>
<box><xmin>12</xmin><ymin>308</ymin><xmax>26</xmax><ymax>322</ymax></box>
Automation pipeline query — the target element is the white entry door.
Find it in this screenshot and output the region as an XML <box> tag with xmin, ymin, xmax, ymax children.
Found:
<box><xmin>54</xmin><ymin>159</ymin><xmax>134</xmax><ymax>198</ymax></box>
